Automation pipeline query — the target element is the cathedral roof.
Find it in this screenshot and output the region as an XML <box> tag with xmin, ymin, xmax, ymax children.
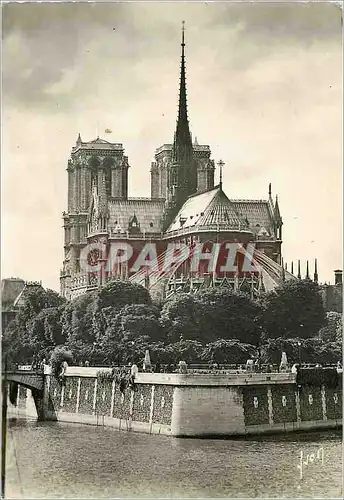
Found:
<box><xmin>165</xmin><ymin>186</ymin><xmax>252</xmax><ymax>234</ymax></box>
<box><xmin>105</xmin><ymin>192</ymin><xmax>277</xmax><ymax>240</ymax></box>
<box><xmin>72</xmin><ymin>137</ymin><xmax>124</xmax><ymax>153</ymax></box>
<box><xmin>1</xmin><ymin>280</ymin><xmax>44</xmax><ymax>310</ymax></box>
<box><xmin>88</xmin><ymin>138</ymin><xmax>114</xmax><ymax>145</ymax></box>
<box><xmin>14</xmin><ymin>282</ymin><xmax>44</xmax><ymax>309</ymax></box>
<box><xmin>231</xmin><ymin>199</ymin><xmax>276</xmax><ymax>238</ymax></box>
<box><xmin>108</xmin><ymin>198</ymin><xmax>165</xmax><ymax>236</ymax></box>
<box><xmin>1</xmin><ymin>278</ymin><xmax>25</xmax><ymax>310</ymax></box>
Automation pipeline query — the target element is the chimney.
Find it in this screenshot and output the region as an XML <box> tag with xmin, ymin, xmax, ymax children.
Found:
<box><xmin>334</xmin><ymin>270</ymin><xmax>342</xmax><ymax>285</ymax></box>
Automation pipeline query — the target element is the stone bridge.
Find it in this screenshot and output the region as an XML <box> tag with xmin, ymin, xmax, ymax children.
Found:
<box><xmin>2</xmin><ymin>370</ymin><xmax>56</xmax><ymax>421</ymax></box>
<box><xmin>3</xmin><ymin>370</ymin><xmax>44</xmax><ymax>392</ymax></box>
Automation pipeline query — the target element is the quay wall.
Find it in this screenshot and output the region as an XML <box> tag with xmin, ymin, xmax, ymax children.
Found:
<box><xmin>10</xmin><ymin>367</ymin><xmax>342</xmax><ymax>437</ymax></box>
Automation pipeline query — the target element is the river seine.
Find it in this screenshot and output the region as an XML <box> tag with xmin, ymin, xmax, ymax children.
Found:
<box><xmin>5</xmin><ymin>418</ymin><xmax>342</xmax><ymax>498</ymax></box>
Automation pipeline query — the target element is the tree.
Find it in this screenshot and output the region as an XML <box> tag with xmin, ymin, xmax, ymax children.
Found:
<box><xmin>194</xmin><ymin>288</ymin><xmax>262</xmax><ymax>345</ymax></box>
<box><xmin>160</xmin><ymin>288</ymin><xmax>262</xmax><ymax>345</ymax></box>
<box><xmin>2</xmin><ymin>287</ymin><xmax>66</xmax><ymax>365</ymax></box>
<box><xmin>25</xmin><ymin>306</ymin><xmax>66</xmax><ymax>359</ymax></box>
<box><xmin>50</xmin><ymin>346</ymin><xmax>73</xmax><ymax>378</ymax></box>
<box><xmin>100</xmin><ymin>304</ymin><xmax>162</xmax><ymax>365</ymax></box>
<box><xmin>61</xmin><ymin>292</ymin><xmax>98</xmax><ymax>345</ymax></box>
<box><xmin>168</xmin><ymin>340</ymin><xmax>203</xmax><ymax>364</ymax></box>
<box><xmin>15</xmin><ymin>288</ymin><xmax>65</xmax><ymax>326</ymax></box>
<box><xmin>160</xmin><ymin>293</ymin><xmax>200</xmax><ymax>343</ymax></box>
<box><xmin>318</xmin><ymin>311</ymin><xmax>342</xmax><ymax>343</ymax></box>
<box><xmin>259</xmin><ymin>337</ymin><xmax>342</xmax><ymax>365</ymax></box>
<box><xmin>259</xmin><ymin>338</ymin><xmax>299</xmax><ymax>365</ymax></box>
<box><xmin>97</xmin><ymin>279</ymin><xmax>151</xmax><ymax>310</ymax></box>
<box><xmin>119</xmin><ymin>304</ymin><xmax>162</xmax><ymax>342</ymax></box>
<box><xmin>260</xmin><ymin>280</ymin><xmax>326</xmax><ymax>340</ymax></box>
<box><xmin>201</xmin><ymin>339</ymin><xmax>256</xmax><ymax>365</ymax></box>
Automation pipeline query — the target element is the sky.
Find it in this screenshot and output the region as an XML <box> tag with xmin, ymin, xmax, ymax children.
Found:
<box><xmin>2</xmin><ymin>0</ymin><xmax>343</xmax><ymax>291</ymax></box>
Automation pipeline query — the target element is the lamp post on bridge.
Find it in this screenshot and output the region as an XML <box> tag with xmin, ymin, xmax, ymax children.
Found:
<box><xmin>298</xmin><ymin>339</ymin><xmax>302</xmax><ymax>366</ymax></box>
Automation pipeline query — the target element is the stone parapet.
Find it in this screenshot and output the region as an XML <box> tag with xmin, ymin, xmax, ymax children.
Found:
<box><xmin>29</xmin><ymin>366</ymin><xmax>343</xmax><ymax>437</ymax></box>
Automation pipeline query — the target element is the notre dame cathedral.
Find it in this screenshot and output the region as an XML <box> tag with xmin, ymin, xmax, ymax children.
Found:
<box><xmin>60</xmin><ymin>25</ymin><xmax>283</xmax><ymax>301</ymax></box>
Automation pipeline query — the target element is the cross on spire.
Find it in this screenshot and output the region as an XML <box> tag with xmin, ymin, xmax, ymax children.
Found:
<box><xmin>217</xmin><ymin>159</ymin><xmax>225</xmax><ymax>188</ymax></box>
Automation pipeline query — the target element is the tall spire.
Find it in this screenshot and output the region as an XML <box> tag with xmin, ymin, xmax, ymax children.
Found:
<box><xmin>291</xmin><ymin>261</ymin><xmax>294</xmax><ymax>275</ymax></box>
<box><xmin>171</xmin><ymin>21</ymin><xmax>195</xmax><ymax>192</ymax></box>
<box><xmin>297</xmin><ymin>259</ymin><xmax>301</xmax><ymax>279</ymax></box>
<box><xmin>314</xmin><ymin>258</ymin><xmax>318</xmax><ymax>283</ymax></box>
<box><xmin>163</xmin><ymin>22</ymin><xmax>196</xmax><ymax>231</ymax></box>
<box><xmin>305</xmin><ymin>260</ymin><xmax>310</xmax><ymax>279</ymax></box>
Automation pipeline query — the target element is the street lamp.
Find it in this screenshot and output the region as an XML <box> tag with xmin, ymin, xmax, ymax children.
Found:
<box><xmin>298</xmin><ymin>340</ymin><xmax>302</xmax><ymax>366</ymax></box>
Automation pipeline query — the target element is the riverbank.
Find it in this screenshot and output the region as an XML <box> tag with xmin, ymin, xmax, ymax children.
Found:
<box><xmin>8</xmin><ymin>366</ymin><xmax>342</xmax><ymax>437</ymax></box>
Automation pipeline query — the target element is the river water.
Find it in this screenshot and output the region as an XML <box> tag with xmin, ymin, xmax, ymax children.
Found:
<box><xmin>5</xmin><ymin>418</ymin><xmax>343</xmax><ymax>499</ymax></box>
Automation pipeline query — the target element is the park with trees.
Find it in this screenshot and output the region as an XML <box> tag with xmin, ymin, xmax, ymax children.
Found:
<box><xmin>2</xmin><ymin>278</ymin><xmax>342</xmax><ymax>369</ymax></box>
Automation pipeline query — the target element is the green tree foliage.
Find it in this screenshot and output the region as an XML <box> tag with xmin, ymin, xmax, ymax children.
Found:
<box><xmin>318</xmin><ymin>311</ymin><xmax>343</xmax><ymax>343</ymax></box>
<box><xmin>160</xmin><ymin>293</ymin><xmax>199</xmax><ymax>343</ymax></box>
<box><xmin>260</xmin><ymin>280</ymin><xmax>326</xmax><ymax>340</ymax></box>
<box><xmin>119</xmin><ymin>304</ymin><xmax>161</xmax><ymax>342</ymax></box>
<box><xmin>16</xmin><ymin>288</ymin><xmax>65</xmax><ymax>326</ymax></box>
<box><xmin>100</xmin><ymin>304</ymin><xmax>161</xmax><ymax>364</ymax></box>
<box><xmin>195</xmin><ymin>288</ymin><xmax>262</xmax><ymax>345</ymax></box>
<box><xmin>161</xmin><ymin>288</ymin><xmax>262</xmax><ymax>345</ymax></box>
<box><xmin>169</xmin><ymin>340</ymin><xmax>203</xmax><ymax>364</ymax></box>
<box><xmin>3</xmin><ymin>287</ymin><xmax>66</xmax><ymax>365</ymax></box>
<box><xmin>260</xmin><ymin>337</ymin><xmax>342</xmax><ymax>365</ymax></box>
<box><xmin>4</xmin><ymin>276</ymin><xmax>335</xmax><ymax>368</ymax></box>
<box><xmin>259</xmin><ymin>338</ymin><xmax>299</xmax><ymax>365</ymax></box>
<box><xmin>27</xmin><ymin>307</ymin><xmax>66</xmax><ymax>355</ymax></box>
<box><xmin>97</xmin><ymin>279</ymin><xmax>151</xmax><ymax>310</ymax></box>
<box><xmin>50</xmin><ymin>346</ymin><xmax>73</xmax><ymax>378</ymax></box>
<box><xmin>201</xmin><ymin>339</ymin><xmax>256</xmax><ymax>364</ymax></box>
<box><xmin>61</xmin><ymin>292</ymin><xmax>98</xmax><ymax>345</ymax></box>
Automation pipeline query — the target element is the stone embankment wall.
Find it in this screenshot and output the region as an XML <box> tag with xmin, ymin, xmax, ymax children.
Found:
<box><xmin>10</xmin><ymin>368</ymin><xmax>342</xmax><ymax>437</ymax></box>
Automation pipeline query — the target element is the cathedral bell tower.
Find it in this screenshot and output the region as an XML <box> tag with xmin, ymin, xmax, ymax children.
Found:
<box><xmin>60</xmin><ymin>135</ymin><xmax>130</xmax><ymax>298</ymax></box>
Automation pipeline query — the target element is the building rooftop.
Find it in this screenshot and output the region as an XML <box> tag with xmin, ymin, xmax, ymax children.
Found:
<box><xmin>166</xmin><ymin>186</ymin><xmax>252</xmax><ymax>234</ymax></box>
<box><xmin>72</xmin><ymin>136</ymin><xmax>124</xmax><ymax>153</ymax></box>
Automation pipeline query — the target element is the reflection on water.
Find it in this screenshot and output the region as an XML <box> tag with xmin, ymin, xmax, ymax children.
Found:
<box><xmin>5</xmin><ymin>418</ymin><xmax>343</xmax><ymax>499</ymax></box>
